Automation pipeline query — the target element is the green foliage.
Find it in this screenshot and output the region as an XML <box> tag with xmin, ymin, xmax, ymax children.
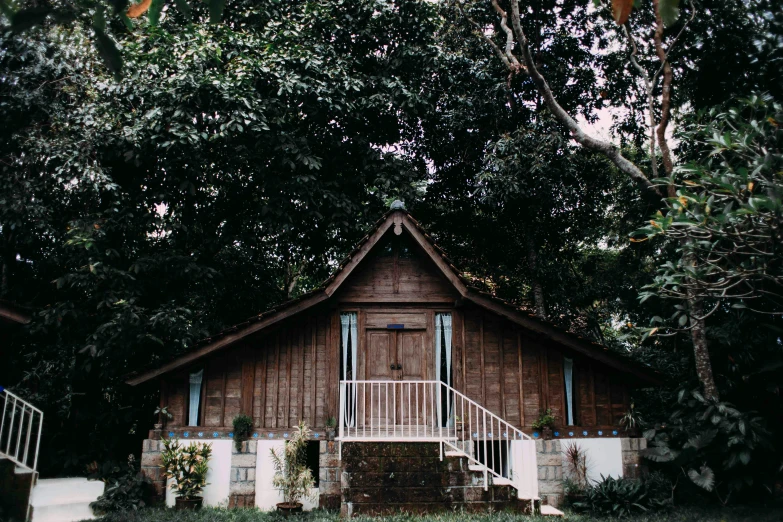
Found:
<box><xmin>620</xmin><ymin>402</ymin><xmax>645</xmax><ymax>431</ymax></box>
<box><xmin>573</xmin><ymin>474</ymin><xmax>671</xmax><ymax>517</ymax></box>
<box><xmin>90</xmin><ymin>454</ymin><xmax>155</xmax><ymax>514</ymax></box>
<box><xmin>636</xmin><ymin>95</ymin><xmax>783</xmax><ymax>318</ymax></box>
<box><xmin>563</xmin><ymin>442</ymin><xmax>589</xmax><ymax>489</ymax></box>
<box><xmin>233</xmin><ymin>414</ymin><xmax>253</xmax><ymax>452</ymax></box>
<box><xmin>87</xmin><ymin>506</ymin><xmax>783</xmax><ymax>522</ymax></box>
<box><xmin>160</xmin><ymin>439</ymin><xmax>212</xmax><ymax>499</ymax></box>
<box><xmin>532</xmin><ymin>408</ymin><xmax>556</xmax><ymax>430</ymax></box>
<box><xmin>270</xmin><ymin>421</ymin><xmax>315</xmax><ymax>507</ymax></box>
<box><xmin>325</xmin><ymin>416</ymin><xmax>336</xmax><ymax>428</ymax></box>
<box><xmin>642</xmin><ymin>388</ymin><xmax>773</xmax><ymax>500</ymax></box>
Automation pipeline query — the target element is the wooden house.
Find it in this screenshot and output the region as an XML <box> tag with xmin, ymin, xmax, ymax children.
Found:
<box><xmin>130</xmin><ymin>204</ymin><xmax>658</xmax><ymax>513</ymax></box>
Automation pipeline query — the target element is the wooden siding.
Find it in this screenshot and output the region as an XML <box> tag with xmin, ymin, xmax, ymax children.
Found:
<box><xmin>161</xmin><ymin>230</ymin><xmax>632</xmax><ymax>431</ymax></box>
<box><xmin>336</xmin><ymin>233</ymin><xmax>457</xmax><ymax>303</ymax></box>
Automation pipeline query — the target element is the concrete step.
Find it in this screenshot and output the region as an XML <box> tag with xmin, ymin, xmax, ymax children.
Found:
<box><xmin>540</xmin><ymin>505</ymin><xmax>565</xmax><ymax>517</ymax></box>
<box><xmin>30</xmin><ymin>478</ymin><xmax>104</xmax><ymax>522</ymax></box>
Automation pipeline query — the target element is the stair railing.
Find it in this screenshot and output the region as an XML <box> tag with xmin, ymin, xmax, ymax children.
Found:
<box><xmin>0</xmin><ymin>387</ymin><xmax>43</xmax><ymax>472</ymax></box>
<box><xmin>338</xmin><ymin>380</ymin><xmax>537</xmax><ymax>499</ymax></box>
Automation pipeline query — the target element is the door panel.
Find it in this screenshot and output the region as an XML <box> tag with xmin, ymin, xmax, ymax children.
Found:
<box><xmin>398</xmin><ymin>331</ymin><xmax>426</xmax><ymax>381</ymax></box>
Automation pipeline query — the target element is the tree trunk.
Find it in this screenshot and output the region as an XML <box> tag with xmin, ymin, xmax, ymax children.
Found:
<box><xmin>526</xmin><ymin>236</ymin><xmax>547</xmax><ymax>318</ymax></box>
<box><xmin>687</xmin><ymin>288</ymin><xmax>719</xmax><ymax>400</ymax></box>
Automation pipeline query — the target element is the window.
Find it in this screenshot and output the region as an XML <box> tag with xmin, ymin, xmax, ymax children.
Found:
<box><xmin>188</xmin><ymin>369</ymin><xmax>203</xmax><ymax>426</ymax></box>
<box><xmin>564</xmin><ymin>358</ymin><xmax>574</xmax><ymax>426</ymax></box>
<box><xmin>340</xmin><ymin>312</ymin><xmax>358</xmax><ymax>427</ymax></box>
<box><xmin>435</xmin><ymin>313</ymin><xmax>453</xmax><ymax>427</ymax></box>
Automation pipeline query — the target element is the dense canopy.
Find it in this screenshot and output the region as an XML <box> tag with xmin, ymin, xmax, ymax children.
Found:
<box><xmin>1</xmin><ymin>0</ymin><xmax>781</xmax><ymax>503</ymax></box>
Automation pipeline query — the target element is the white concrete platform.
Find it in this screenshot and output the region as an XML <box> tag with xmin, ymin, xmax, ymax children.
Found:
<box><xmin>30</xmin><ymin>477</ymin><xmax>104</xmax><ymax>522</ymax></box>
<box><xmin>540</xmin><ymin>504</ymin><xmax>565</xmax><ymax>517</ymax></box>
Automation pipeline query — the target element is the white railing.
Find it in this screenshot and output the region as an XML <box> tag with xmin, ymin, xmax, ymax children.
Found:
<box><xmin>0</xmin><ymin>387</ymin><xmax>43</xmax><ymax>472</ymax></box>
<box><xmin>338</xmin><ymin>380</ymin><xmax>538</xmax><ymax>499</ymax></box>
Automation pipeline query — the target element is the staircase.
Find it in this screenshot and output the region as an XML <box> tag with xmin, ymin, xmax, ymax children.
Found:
<box><xmin>0</xmin><ymin>387</ymin><xmax>104</xmax><ymax>522</ymax></box>
<box><xmin>29</xmin><ymin>478</ymin><xmax>103</xmax><ymax>522</ymax></box>
<box><xmin>338</xmin><ymin>380</ymin><xmax>540</xmax><ymax>510</ymax></box>
<box><xmin>0</xmin><ymin>387</ymin><xmax>43</xmax><ymax>521</ymax></box>
<box><xmin>340</xmin><ymin>441</ymin><xmax>533</xmax><ymax>515</ymax></box>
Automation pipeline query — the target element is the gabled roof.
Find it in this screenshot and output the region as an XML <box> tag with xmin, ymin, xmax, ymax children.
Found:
<box><xmin>127</xmin><ymin>208</ymin><xmax>662</xmax><ymax>386</ymax></box>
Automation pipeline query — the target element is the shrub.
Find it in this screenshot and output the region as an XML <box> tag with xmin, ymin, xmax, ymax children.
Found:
<box><xmin>270</xmin><ymin>420</ymin><xmax>316</xmax><ymax>507</ymax></box>
<box><xmin>160</xmin><ymin>439</ymin><xmax>212</xmax><ymax>499</ymax></box>
<box><xmin>642</xmin><ymin>388</ymin><xmax>773</xmax><ymax>501</ymax></box>
<box><xmin>233</xmin><ymin>414</ymin><xmax>254</xmax><ymax>452</ymax></box>
<box><xmin>89</xmin><ymin>455</ymin><xmax>154</xmax><ymax>514</ymax></box>
<box><xmin>573</xmin><ymin>474</ymin><xmax>671</xmax><ymax>517</ymax></box>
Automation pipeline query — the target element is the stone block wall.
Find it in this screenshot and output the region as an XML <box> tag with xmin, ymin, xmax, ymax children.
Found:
<box><xmin>229</xmin><ymin>441</ymin><xmax>257</xmax><ymax>507</ymax></box>
<box><xmin>339</xmin><ymin>442</ymin><xmax>523</xmax><ymax>516</ymax></box>
<box><xmin>621</xmin><ymin>437</ymin><xmax>647</xmax><ymax>479</ymax></box>
<box><xmin>319</xmin><ymin>441</ymin><xmax>340</xmax><ymax>510</ymax></box>
<box><xmin>140</xmin><ymin>438</ymin><xmax>166</xmax><ymax>502</ymax></box>
<box><xmin>536</xmin><ymin>439</ymin><xmax>564</xmax><ymax>507</ymax></box>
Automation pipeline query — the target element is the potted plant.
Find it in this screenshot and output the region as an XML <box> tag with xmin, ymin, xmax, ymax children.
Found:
<box><xmin>532</xmin><ymin>408</ymin><xmax>556</xmax><ymax>440</ymax></box>
<box><xmin>271</xmin><ymin>420</ymin><xmax>316</xmax><ymax>514</ymax></box>
<box><xmin>154</xmin><ymin>406</ymin><xmax>173</xmax><ymax>430</ymax></box>
<box><xmin>324</xmin><ymin>416</ymin><xmax>336</xmax><ymax>441</ymax></box>
<box><xmin>233</xmin><ymin>414</ymin><xmax>254</xmax><ymax>451</ymax></box>
<box><xmin>454</xmin><ymin>415</ymin><xmax>464</xmax><ymax>436</ymax></box>
<box><xmin>160</xmin><ymin>439</ymin><xmax>212</xmax><ymax>510</ymax></box>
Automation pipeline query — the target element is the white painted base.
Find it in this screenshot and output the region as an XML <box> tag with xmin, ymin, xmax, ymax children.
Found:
<box><xmin>255</xmin><ymin>440</ymin><xmax>318</xmax><ymax>511</ymax></box>
<box><xmin>165</xmin><ymin>440</ymin><xmax>232</xmax><ymax>508</ymax></box>
<box><xmin>30</xmin><ymin>478</ymin><xmax>104</xmax><ymax>522</ymax></box>
<box><xmin>560</xmin><ymin>438</ymin><xmax>623</xmax><ymax>484</ymax></box>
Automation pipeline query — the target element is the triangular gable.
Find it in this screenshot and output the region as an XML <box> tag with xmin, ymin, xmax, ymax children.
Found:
<box><xmin>127</xmin><ymin>209</ymin><xmax>661</xmax><ymax>386</ymax></box>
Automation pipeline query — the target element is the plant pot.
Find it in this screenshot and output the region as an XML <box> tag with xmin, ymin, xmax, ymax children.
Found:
<box><xmin>276</xmin><ymin>502</ymin><xmax>303</xmax><ymax>515</ymax></box>
<box><xmin>175</xmin><ymin>497</ymin><xmax>203</xmax><ymax>510</ymax></box>
<box><xmin>325</xmin><ymin>428</ymin><xmax>335</xmax><ymax>441</ymax></box>
<box><xmin>542</xmin><ymin>427</ymin><xmax>553</xmax><ymax>440</ymax></box>
<box><xmin>153</xmin><ymin>423</ymin><xmax>163</xmax><ymax>430</ymax></box>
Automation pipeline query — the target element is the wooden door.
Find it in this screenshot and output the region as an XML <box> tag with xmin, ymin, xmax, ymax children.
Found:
<box><xmin>397</xmin><ymin>330</ymin><xmax>427</xmax><ymax>429</ymax></box>
<box><xmin>363</xmin><ymin>330</ymin><xmax>396</xmax><ymax>430</ymax></box>
<box><xmin>362</xmin><ymin>329</ymin><xmax>428</xmax><ymax>431</ymax></box>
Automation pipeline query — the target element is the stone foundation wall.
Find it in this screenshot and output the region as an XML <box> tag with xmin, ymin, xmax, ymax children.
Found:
<box><xmin>536</xmin><ymin>440</ymin><xmax>564</xmax><ymax>507</ymax></box>
<box><xmin>319</xmin><ymin>441</ymin><xmax>341</xmax><ymax>510</ymax></box>
<box><xmin>339</xmin><ymin>442</ymin><xmax>523</xmax><ymax>516</ymax></box>
<box><xmin>621</xmin><ymin>437</ymin><xmax>647</xmax><ymax>479</ymax></box>
<box><xmin>535</xmin><ymin>437</ymin><xmax>648</xmax><ymax>508</ymax></box>
<box><xmin>140</xmin><ymin>438</ymin><xmax>166</xmax><ymax>502</ymax></box>
<box><xmin>229</xmin><ymin>441</ymin><xmax>257</xmax><ymax>507</ymax></box>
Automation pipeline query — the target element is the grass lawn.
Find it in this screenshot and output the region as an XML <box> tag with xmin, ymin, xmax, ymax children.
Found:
<box><xmin>86</xmin><ymin>505</ymin><xmax>783</xmax><ymax>522</ymax></box>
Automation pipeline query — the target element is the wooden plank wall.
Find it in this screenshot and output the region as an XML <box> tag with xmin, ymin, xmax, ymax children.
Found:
<box><xmin>460</xmin><ymin>306</ymin><xmax>630</xmax><ymax>429</ymax></box>
<box><xmin>166</xmin><ymin>312</ymin><xmax>336</xmax><ymax>429</ymax></box>
<box><xmin>164</xmin><ymin>304</ymin><xmax>631</xmax><ymax>430</ymax></box>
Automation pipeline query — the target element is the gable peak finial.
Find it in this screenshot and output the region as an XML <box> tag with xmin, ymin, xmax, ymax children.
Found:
<box><xmin>390</xmin><ymin>199</ymin><xmax>406</xmax><ymax>211</ymax></box>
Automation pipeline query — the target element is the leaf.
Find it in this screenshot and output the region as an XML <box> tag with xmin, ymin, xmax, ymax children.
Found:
<box><xmin>11</xmin><ymin>7</ymin><xmax>52</xmax><ymax>32</ymax></box>
<box><xmin>611</xmin><ymin>0</ymin><xmax>634</xmax><ymax>25</ymax></box>
<box><xmin>148</xmin><ymin>0</ymin><xmax>164</xmax><ymax>26</ymax></box>
<box><xmin>127</xmin><ymin>0</ymin><xmax>152</xmax><ymax>18</ymax></box>
<box><xmin>209</xmin><ymin>0</ymin><xmax>225</xmax><ymax>23</ymax></box>
<box><xmin>174</xmin><ymin>0</ymin><xmax>191</xmax><ymax>19</ymax></box>
<box><xmin>93</xmin><ymin>27</ymin><xmax>123</xmax><ymax>78</ymax></box>
<box><xmin>659</xmin><ymin>0</ymin><xmax>681</xmax><ymax>27</ymax></box>
<box><xmin>688</xmin><ymin>465</ymin><xmax>715</xmax><ymax>491</ymax></box>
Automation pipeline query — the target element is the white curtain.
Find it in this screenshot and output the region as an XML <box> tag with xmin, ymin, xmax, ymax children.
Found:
<box><xmin>188</xmin><ymin>369</ymin><xmax>203</xmax><ymax>426</ymax></box>
<box><xmin>435</xmin><ymin>313</ymin><xmax>453</xmax><ymax>427</ymax></box>
<box><xmin>564</xmin><ymin>357</ymin><xmax>574</xmax><ymax>426</ymax></box>
<box><xmin>340</xmin><ymin>313</ymin><xmax>358</xmax><ymax>427</ymax></box>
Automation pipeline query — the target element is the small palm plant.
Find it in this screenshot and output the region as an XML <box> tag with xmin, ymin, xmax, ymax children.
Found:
<box><xmin>270</xmin><ymin>420</ymin><xmax>316</xmax><ymax>512</ymax></box>
<box><xmin>160</xmin><ymin>439</ymin><xmax>212</xmax><ymax>509</ymax></box>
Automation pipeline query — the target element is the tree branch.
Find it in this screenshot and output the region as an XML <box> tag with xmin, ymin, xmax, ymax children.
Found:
<box><xmin>503</xmin><ymin>0</ymin><xmax>663</xmax><ymax>197</ymax></box>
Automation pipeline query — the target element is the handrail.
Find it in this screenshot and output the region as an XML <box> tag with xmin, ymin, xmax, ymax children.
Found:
<box><xmin>0</xmin><ymin>387</ymin><xmax>44</xmax><ymax>472</ymax></box>
<box><xmin>338</xmin><ymin>380</ymin><xmax>535</xmax><ymax>498</ymax></box>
